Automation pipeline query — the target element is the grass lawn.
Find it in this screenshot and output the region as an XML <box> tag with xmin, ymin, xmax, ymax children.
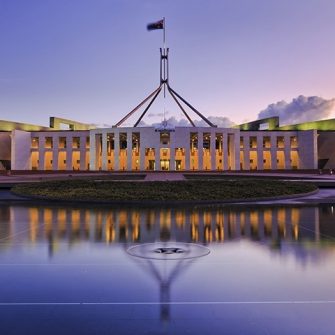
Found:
<box><xmin>11</xmin><ymin>178</ymin><xmax>318</xmax><ymax>202</ymax></box>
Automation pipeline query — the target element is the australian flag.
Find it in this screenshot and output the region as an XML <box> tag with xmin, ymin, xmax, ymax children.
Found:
<box><xmin>147</xmin><ymin>19</ymin><xmax>164</xmax><ymax>31</ymax></box>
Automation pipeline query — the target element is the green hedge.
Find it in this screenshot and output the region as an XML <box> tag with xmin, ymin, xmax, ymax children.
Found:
<box><xmin>12</xmin><ymin>179</ymin><xmax>317</xmax><ymax>202</ymax></box>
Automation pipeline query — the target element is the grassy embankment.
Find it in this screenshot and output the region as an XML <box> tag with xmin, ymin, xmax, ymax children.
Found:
<box><xmin>12</xmin><ymin>179</ymin><xmax>318</xmax><ymax>202</ymax></box>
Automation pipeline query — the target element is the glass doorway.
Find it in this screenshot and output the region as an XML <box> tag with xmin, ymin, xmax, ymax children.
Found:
<box><xmin>175</xmin><ymin>160</ymin><xmax>182</xmax><ymax>171</ymax></box>
<box><xmin>160</xmin><ymin>159</ymin><xmax>170</xmax><ymax>171</ymax></box>
<box><xmin>148</xmin><ymin>160</ymin><xmax>155</xmax><ymax>171</ymax></box>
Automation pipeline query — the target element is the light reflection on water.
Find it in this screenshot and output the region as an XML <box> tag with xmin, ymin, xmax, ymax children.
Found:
<box><xmin>0</xmin><ymin>204</ymin><xmax>334</xmax><ymax>246</ymax></box>
<box><xmin>1</xmin><ymin>204</ymin><xmax>335</xmax><ymax>334</ymax></box>
<box><xmin>1</xmin><ymin>204</ymin><xmax>335</xmax><ymax>273</ymax></box>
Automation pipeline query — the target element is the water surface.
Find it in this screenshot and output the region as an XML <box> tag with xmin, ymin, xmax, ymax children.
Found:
<box><xmin>0</xmin><ymin>204</ymin><xmax>334</xmax><ymax>335</ymax></box>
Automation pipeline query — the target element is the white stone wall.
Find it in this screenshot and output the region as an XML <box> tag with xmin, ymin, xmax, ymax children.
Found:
<box><xmin>297</xmin><ymin>130</ymin><xmax>318</xmax><ymax>169</ymax></box>
<box><xmin>11</xmin><ymin>130</ymin><xmax>31</xmax><ymax>170</ymax></box>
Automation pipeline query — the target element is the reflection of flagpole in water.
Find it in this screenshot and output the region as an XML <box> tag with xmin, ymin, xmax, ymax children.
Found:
<box><xmin>145</xmin><ymin>258</ymin><xmax>194</xmax><ymax>322</ymax></box>
<box><xmin>124</xmin><ymin>243</ymin><xmax>197</xmax><ymax>325</ymax></box>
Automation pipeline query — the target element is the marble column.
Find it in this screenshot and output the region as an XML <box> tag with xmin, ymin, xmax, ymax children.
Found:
<box><xmin>101</xmin><ymin>132</ymin><xmax>108</xmax><ymax>171</ymax></box>
<box><xmin>198</xmin><ymin>132</ymin><xmax>203</xmax><ymax>170</ymax></box>
<box><xmin>210</xmin><ymin>131</ymin><xmax>216</xmax><ymax>170</ymax></box>
<box><xmin>223</xmin><ymin>133</ymin><xmax>228</xmax><ymax>171</ymax></box>
<box><xmin>257</xmin><ymin>135</ymin><xmax>264</xmax><ymax>170</ymax></box>
<box><xmin>270</xmin><ymin>135</ymin><xmax>277</xmax><ymax>170</ymax></box>
<box><xmin>66</xmin><ymin>136</ymin><xmax>73</xmax><ymax>170</ymax></box>
<box><xmin>80</xmin><ymin>136</ymin><xmax>87</xmax><ymax>171</ymax></box>
<box><xmin>127</xmin><ymin>132</ymin><xmax>132</xmax><ymax>171</ymax></box>
<box><xmin>114</xmin><ymin>132</ymin><xmax>120</xmax><ymax>171</ymax></box>
<box><xmin>89</xmin><ymin>133</ymin><xmax>96</xmax><ymax>171</ymax></box>
<box><xmin>52</xmin><ymin>136</ymin><xmax>59</xmax><ymax>171</ymax></box>
<box><xmin>38</xmin><ymin>136</ymin><xmax>45</xmax><ymax>170</ymax></box>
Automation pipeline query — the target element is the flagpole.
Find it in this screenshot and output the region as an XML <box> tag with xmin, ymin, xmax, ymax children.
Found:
<box><xmin>163</xmin><ymin>17</ymin><xmax>166</xmax><ymax>98</ymax></box>
<box><xmin>163</xmin><ymin>17</ymin><xmax>166</xmax><ymax>48</ymax></box>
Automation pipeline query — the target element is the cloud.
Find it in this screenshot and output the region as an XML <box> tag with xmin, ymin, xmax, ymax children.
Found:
<box><xmin>257</xmin><ymin>95</ymin><xmax>335</xmax><ymax>125</ymax></box>
<box><xmin>195</xmin><ymin>116</ymin><xmax>235</xmax><ymax>128</ymax></box>
<box><xmin>147</xmin><ymin>112</ymin><xmax>166</xmax><ymax>117</ymax></box>
<box><xmin>138</xmin><ymin>115</ymin><xmax>235</xmax><ymax>128</ymax></box>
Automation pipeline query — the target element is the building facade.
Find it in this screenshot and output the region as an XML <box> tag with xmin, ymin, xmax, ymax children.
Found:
<box><xmin>0</xmin><ymin>116</ymin><xmax>323</xmax><ymax>171</ymax></box>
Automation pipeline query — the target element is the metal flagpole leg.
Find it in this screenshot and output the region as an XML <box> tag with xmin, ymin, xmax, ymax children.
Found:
<box><xmin>168</xmin><ymin>86</ymin><xmax>217</xmax><ymax>127</ymax></box>
<box><xmin>134</xmin><ymin>85</ymin><xmax>163</xmax><ymax>127</ymax></box>
<box><xmin>113</xmin><ymin>86</ymin><xmax>162</xmax><ymax>127</ymax></box>
<box><xmin>168</xmin><ymin>86</ymin><xmax>195</xmax><ymax>127</ymax></box>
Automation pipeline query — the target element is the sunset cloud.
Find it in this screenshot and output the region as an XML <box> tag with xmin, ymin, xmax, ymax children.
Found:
<box><xmin>257</xmin><ymin>95</ymin><xmax>335</xmax><ymax>125</ymax></box>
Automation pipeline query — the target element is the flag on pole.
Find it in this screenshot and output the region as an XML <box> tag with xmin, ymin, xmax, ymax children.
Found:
<box><xmin>147</xmin><ymin>19</ymin><xmax>164</xmax><ymax>31</ymax></box>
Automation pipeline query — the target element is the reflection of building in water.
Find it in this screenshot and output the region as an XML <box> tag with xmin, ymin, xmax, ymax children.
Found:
<box><xmin>0</xmin><ymin>207</ymin><xmax>11</xmax><ymax>249</ymax></box>
<box><xmin>1</xmin><ymin>205</ymin><xmax>332</xmax><ymax>246</ymax></box>
<box><xmin>0</xmin><ymin>205</ymin><xmax>334</xmax><ymax>262</ymax></box>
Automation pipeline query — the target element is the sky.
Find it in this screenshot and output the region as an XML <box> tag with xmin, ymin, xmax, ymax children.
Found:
<box><xmin>1</xmin><ymin>0</ymin><xmax>335</xmax><ymax>127</ymax></box>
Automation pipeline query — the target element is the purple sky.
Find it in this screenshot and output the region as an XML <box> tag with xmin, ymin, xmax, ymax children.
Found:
<box><xmin>1</xmin><ymin>0</ymin><xmax>335</xmax><ymax>127</ymax></box>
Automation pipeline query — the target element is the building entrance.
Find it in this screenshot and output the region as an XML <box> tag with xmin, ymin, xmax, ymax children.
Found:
<box><xmin>175</xmin><ymin>160</ymin><xmax>182</xmax><ymax>171</ymax></box>
<box><xmin>160</xmin><ymin>159</ymin><xmax>170</xmax><ymax>171</ymax></box>
<box><xmin>148</xmin><ymin>160</ymin><xmax>155</xmax><ymax>171</ymax></box>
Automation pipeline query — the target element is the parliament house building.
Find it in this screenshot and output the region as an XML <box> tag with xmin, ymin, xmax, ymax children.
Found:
<box><xmin>3</xmin><ymin>114</ymin><xmax>335</xmax><ymax>172</ymax></box>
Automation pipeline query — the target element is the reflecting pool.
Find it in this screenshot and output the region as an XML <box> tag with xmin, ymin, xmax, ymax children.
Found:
<box><xmin>0</xmin><ymin>204</ymin><xmax>335</xmax><ymax>335</ymax></box>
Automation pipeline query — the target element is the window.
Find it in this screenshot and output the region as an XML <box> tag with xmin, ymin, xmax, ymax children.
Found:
<box><xmin>145</xmin><ymin>148</ymin><xmax>154</xmax><ymax>156</ymax></box>
<box><xmin>263</xmin><ymin>136</ymin><xmax>271</xmax><ymax>148</ymax></box>
<box><xmin>119</xmin><ymin>133</ymin><xmax>127</xmax><ymax>149</ymax></box>
<box><xmin>203</xmin><ymin>133</ymin><xmax>210</xmax><ymax>149</ymax></box>
<box><xmin>277</xmin><ymin>136</ymin><xmax>284</xmax><ymax>148</ymax></box>
<box><xmin>240</xmin><ymin>137</ymin><xmax>244</xmax><ymax>148</ymax></box>
<box><xmin>160</xmin><ymin>132</ymin><xmax>170</xmax><ymax>145</ymax></box>
<box><xmin>290</xmin><ymin>136</ymin><xmax>298</xmax><ymax>148</ymax></box>
<box><xmin>45</xmin><ymin>137</ymin><xmax>53</xmax><ymax>149</ymax></box>
<box><xmin>216</xmin><ymin>133</ymin><xmax>223</xmax><ymax>151</ymax></box>
<box><xmin>190</xmin><ymin>133</ymin><xmax>198</xmax><ymax>151</ymax></box>
<box><xmin>249</xmin><ymin>136</ymin><xmax>257</xmax><ymax>148</ymax></box>
<box><xmin>72</xmin><ymin>137</ymin><xmax>80</xmax><ymax>149</ymax></box>
<box><xmin>31</xmin><ymin>137</ymin><xmax>39</xmax><ymax>148</ymax></box>
<box><xmin>132</xmin><ymin>133</ymin><xmax>140</xmax><ymax>151</ymax></box>
<box><xmin>59</xmin><ymin>137</ymin><xmax>67</xmax><ymax>149</ymax></box>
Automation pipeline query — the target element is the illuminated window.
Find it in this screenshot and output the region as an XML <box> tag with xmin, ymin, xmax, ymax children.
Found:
<box><xmin>277</xmin><ymin>136</ymin><xmax>284</xmax><ymax>148</ymax></box>
<box><xmin>263</xmin><ymin>136</ymin><xmax>271</xmax><ymax>148</ymax></box>
<box><xmin>72</xmin><ymin>137</ymin><xmax>80</xmax><ymax>149</ymax></box>
<box><xmin>59</xmin><ymin>137</ymin><xmax>66</xmax><ymax>149</ymax></box>
<box><xmin>240</xmin><ymin>137</ymin><xmax>244</xmax><ymax>148</ymax></box>
<box><xmin>160</xmin><ymin>132</ymin><xmax>170</xmax><ymax>145</ymax></box>
<box><xmin>203</xmin><ymin>133</ymin><xmax>210</xmax><ymax>149</ymax></box>
<box><xmin>249</xmin><ymin>136</ymin><xmax>257</xmax><ymax>148</ymax></box>
<box><xmin>190</xmin><ymin>133</ymin><xmax>198</xmax><ymax>151</ymax></box>
<box><xmin>45</xmin><ymin>137</ymin><xmax>53</xmax><ymax>149</ymax></box>
<box><xmin>290</xmin><ymin>136</ymin><xmax>298</xmax><ymax>148</ymax></box>
<box><xmin>31</xmin><ymin>137</ymin><xmax>39</xmax><ymax>148</ymax></box>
